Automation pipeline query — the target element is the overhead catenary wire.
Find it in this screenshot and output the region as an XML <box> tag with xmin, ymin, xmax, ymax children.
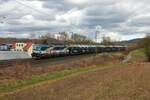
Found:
<box><xmin>15</xmin><ymin>0</ymin><xmax>51</xmax><ymax>17</ymax></box>
<box><xmin>2</xmin><ymin>0</ymin><xmax>52</xmax><ymax>24</ymax></box>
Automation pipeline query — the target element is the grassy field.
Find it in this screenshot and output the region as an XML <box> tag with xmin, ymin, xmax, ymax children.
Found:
<box><xmin>0</xmin><ymin>62</ymin><xmax>150</xmax><ymax>100</ymax></box>
<box><xmin>129</xmin><ymin>49</ymin><xmax>146</xmax><ymax>61</ymax></box>
<box><xmin>0</xmin><ymin>66</ymin><xmax>100</xmax><ymax>94</ymax></box>
<box><xmin>0</xmin><ymin>52</ymin><xmax>150</xmax><ymax>100</ymax></box>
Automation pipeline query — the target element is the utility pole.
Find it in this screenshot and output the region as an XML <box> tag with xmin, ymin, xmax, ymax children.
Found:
<box><xmin>95</xmin><ymin>30</ymin><xmax>98</xmax><ymax>43</ymax></box>
<box><xmin>95</xmin><ymin>26</ymin><xmax>101</xmax><ymax>55</ymax></box>
<box><xmin>95</xmin><ymin>25</ymin><xmax>102</xmax><ymax>43</ymax></box>
<box><xmin>95</xmin><ymin>29</ymin><xmax>100</xmax><ymax>43</ymax></box>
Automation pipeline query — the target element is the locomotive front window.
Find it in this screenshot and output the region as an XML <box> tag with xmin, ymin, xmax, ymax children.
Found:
<box><xmin>33</xmin><ymin>46</ymin><xmax>49</xmax><ymax>51</ymax></box>
<box><xmin>40</xmin><ymin>47</ymin><xmax>49</xmax><ymax>51</ymax></box>
<box><xmin>53</xmin><ymin>47</ymin><xmax>65</xmax><ymax>50</ymax></box>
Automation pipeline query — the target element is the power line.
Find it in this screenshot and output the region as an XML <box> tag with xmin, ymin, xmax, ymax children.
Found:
<box><xmin>15</xmin><ymin>0</ymin><xmax>51</xmax><ymax>17</ymax></box>
<box><xmin>1</xmin><ymin>0</ymin><xmax>51</xmax><ymax>24</ymax></box>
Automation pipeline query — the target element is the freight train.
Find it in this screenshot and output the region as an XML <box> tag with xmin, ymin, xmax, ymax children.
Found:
<box><xmin>31</xmin><ymin>44</ymin><xmax>127</xmax><ymax>59</ymax></box>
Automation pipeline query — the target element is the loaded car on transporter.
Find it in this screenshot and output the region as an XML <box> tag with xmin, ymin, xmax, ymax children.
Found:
<box><xmin>46</xmin><ymin>45</ymin><xmax>69</xmax><ymax>57</ymax></box>
<box><xmin>31</xmin><ymin>44</ymin><xmax>127</xmax><ymax>59</ymax></box>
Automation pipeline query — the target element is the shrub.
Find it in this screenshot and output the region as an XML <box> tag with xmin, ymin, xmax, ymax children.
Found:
<box><xmin>138</xmin><ymin>35</ymin><xmax>150</xmax><ymax>61</ymax></box>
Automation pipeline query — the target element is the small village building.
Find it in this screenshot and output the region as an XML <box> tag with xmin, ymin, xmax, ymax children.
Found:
<box><xmin>23</xmin><ymin>43</ymin><xmax>34</xmax><ymax>56</ymax></box>
<box><xmin>54</xmin><ymin>34</ymin><xmax>62</xmax><ymax>40</ymax></box>
<box><xmin>54</xmin><ymin>32</ymin><xmax>69</xmax><ymax>41</ymax></box>
<box><xmin>14</xmin><ymin>42</ymin><xmax>26</xmax><ymax>52</ymax></box>
<box><xmin>12</xmin><ymin>42</ymin><xmax>34</xmax><ymax>56</ymax></box>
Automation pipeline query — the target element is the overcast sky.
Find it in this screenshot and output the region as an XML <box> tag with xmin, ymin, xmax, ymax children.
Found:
<box><xmin>0</xmin><ymin>0</ymin><xmax>149</xmax><ymax>40</ymax></box>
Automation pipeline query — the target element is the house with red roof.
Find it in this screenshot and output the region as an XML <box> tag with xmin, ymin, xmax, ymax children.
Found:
<box><xmin>12</xmin><ymin>42</ymin><xmax>34</xmax><ymax>56</ymax></box>
<box><xmin>11</xmin><ymin>42</ymin><xmax>16</xmax><ymax>51</ymax></box>
<box><xmin>23</xmin><ymin>43</ymin><xmax>34</xmax><ymax>56</ymax></box>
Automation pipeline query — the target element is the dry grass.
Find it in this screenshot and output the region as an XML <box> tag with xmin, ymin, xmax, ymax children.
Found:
<box><xmin>1</xmin><ymin>62</ymin><xmax>150</xmax><ymax>100</ymax></box>
<box><xmin>0</xmin><ymin>61</ymin><xmax>33</xmax><ymax>80</ymax></box>
<box><xmin>0</xmin><ymin>53</ymin><xmax>122</xmax><ymax>80</ymax></box>
<box><xmin>2</xmin><ymin>53</ymin><xmax>150</xmax><ymax>100</ymax></box>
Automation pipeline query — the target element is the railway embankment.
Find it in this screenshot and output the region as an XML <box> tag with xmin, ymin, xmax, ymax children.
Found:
<box><xmin>0</xmin><ymin>51</ymin><xmax>31</xmax><ymax>60</ymax></box>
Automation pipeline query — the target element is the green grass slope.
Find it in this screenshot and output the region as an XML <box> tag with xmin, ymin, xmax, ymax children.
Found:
<box><xmin>129</xmin><ymin>49</ymin><xmax>146</xmax><ymax>62</ymax></box>
<box><xmin>1</xmin><ymin>62</ymin><xmax>150</xmax><ymax>100</ymax></box>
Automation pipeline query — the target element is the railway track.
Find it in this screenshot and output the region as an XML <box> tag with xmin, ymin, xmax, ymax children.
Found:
<box><xmin>0</xmin><ymin>54</ymin><xmax>96</xmax><ymax>69</ymax></box>
<box><xmin>0</xmin><ymin>61</ymin><xmax>12</xmax><ymax>68</ymax></box>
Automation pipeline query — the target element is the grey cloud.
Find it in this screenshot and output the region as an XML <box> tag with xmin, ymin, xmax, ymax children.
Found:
<box><xmin>0</xmin><ymin>0</ymin><xmax>149</xmax><ymax>40</ymax></box>
<box><xmin>82</xmin><ymin>5</ymin><xmax>131</xmax><ymax>28</ymax></box>
<box><xmin>128</xmin><ymin>17</ymin><xmax>150</xmax><ymax>27</ymax></box>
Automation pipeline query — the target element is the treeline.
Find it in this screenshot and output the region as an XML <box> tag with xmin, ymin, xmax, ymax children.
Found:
<box><xmin>0</xmin><ymin>32</ymin><xmax>121</xmax><ymax>46</ymax></box>
<box><xmin>0</xmin><ymin>38</ymin><xmax>40</xmax><ymax>44</ymax></box>
<box><xmin>40</xmin><ymin>32</ymin><xmax>95</xmax><ymax>45</ymax></box>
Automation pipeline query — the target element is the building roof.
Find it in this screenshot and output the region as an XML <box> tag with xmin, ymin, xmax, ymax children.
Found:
<box><xmin>23</xmin><ymin>43</ymin><xmax>33</xmax><ymax>50</ymax></box>
<box><xmin>11</xmin><ymin>42</ymin><xmax>16</xmax><ymax>49</ymax></box>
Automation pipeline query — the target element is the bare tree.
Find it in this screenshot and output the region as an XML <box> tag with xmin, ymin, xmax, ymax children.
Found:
<box><xmin>30</xmin><ymin>33</ymin><xmax>36</xmax><ymax>39</ymax></box>
<box><xmin>59</xmin><ymin>32</ymin><xmax>68</xmax><ymax>41</ymax></box>
<box><xmin>39</xmin><ymin>34</ymin><xmax>49</xmax><ymax>45</ymax></box>
<box><xmin>45</xmin><ymin>33</ymin><xmax>54</xmax><ymax>38</ymax></box>
<box><xmin>101</xmin><ymin>36</ymin><xmax>114</xmax><ymax>45</ymax></box>
<box><xmin>71</xmin><ymin>33</ymin><xmax>87</xmax><ymax>42</ymax></box>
